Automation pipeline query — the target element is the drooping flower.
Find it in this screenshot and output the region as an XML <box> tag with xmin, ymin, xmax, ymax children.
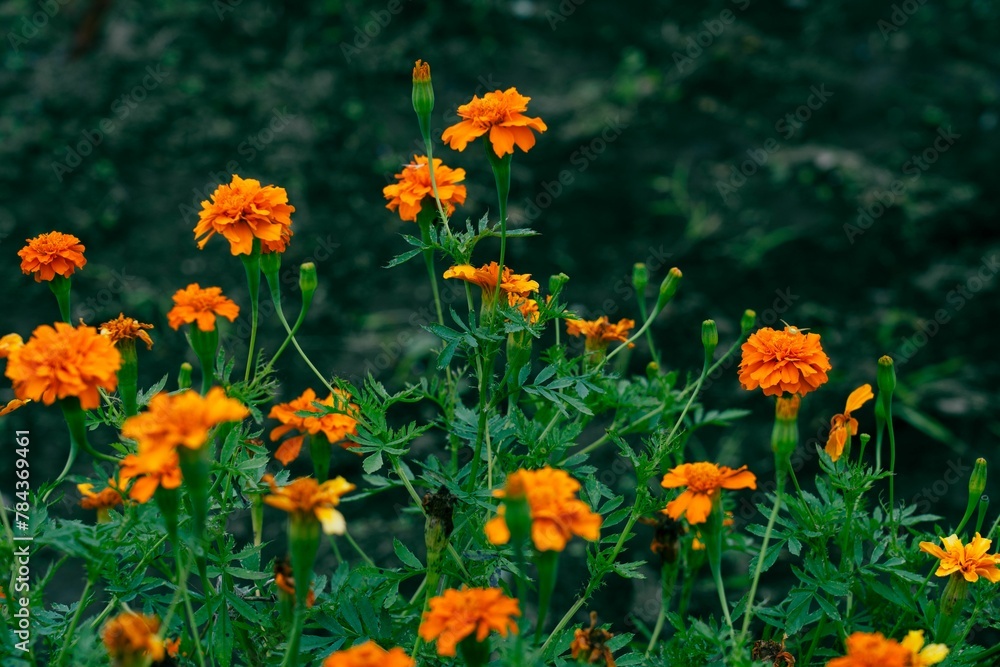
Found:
<box><xmin>0</xmin><ymin>334</ymin><xmax>24</xmax><ymax>359</ymax></box>
<box><xmin>167</xmin><ymin>284</ymin><xmax>240</xmax><ymax>332</ymax></box>
<box><xmin>443</xmin><ymin>263</ymin><xmax>539</xmax><ymax>304</ymax></box>
<box><xmin>826</xmin><ymin>632</ymin><xmax>912</xmax><ymax>667</ymax></box>
<box><xmin>565</xmin><ymin>316</ymin><xmax>635</xmax><ymax>352</ymax></box>
<box><xmin>739</xmin><ymin>326</ymin><xmax>831</xmax><ymax>397</ymax></box>
<box><xmin>570</xmin><ymin>612</ymin><xmax>617</xmax><ymax>667</ymax></box>
<box><xmin>442</xmin><ymin>88</ymin><xmax>547</xmax><ymax>157</ymax></box>
<box><xmin>100</xmin><ymin>314</ymin><xmax>154</xmax><ymax>350</ymax></box>
<box><xmin>78</xmin><ymin>478</ymin><xmax>125</xmax><ymax>519</ymax></box>
<box><xmin>121</xmin><ymin>387</ymin><xmax>248</xmax><ymax>452</ymax></box>
<box><xmin>18</xmin><ymin>231</ymin><xmax>87</xmax><ymax>282</ymax></box>
<box><xmin>918</xmin><ymin>533</ymin><xmax>1000</xmax><ymax>583</ymax></box>
<box><xmin>101</xmin><ymin>612</ymin><xmax>169</xmax><ymax>667</ymax></box>
<box><xmin>268</xmin><ymin>388</ymin><xmax>359</xmax><ymax>465</ymax></box>
<box><xmin>322</xmin><ymin>641</ymin><xmax>415</xmax><ymax>667</ymax></box>
<box><xmin>660</xmin><ymin>462</ymin><xmax>757</xmax><ymax>525</ymax></box>
<box><xmin>262</xmin><ymin>473</ymin><xmax>355</xmax><ymax>535</ymax></box>
<box><xmin>194</xmin><ymin>174</ymin><xmax>295</xmax><ymax>255</ymax></box>
<box><xmin>825</xmin><ymin>384</ymin><xmax>874</xmax><ymax>461</ymax></box>
<box><xmin>485</xmin><ymin>467</ymin><xmax>602</xmax><ymax>552</ymax></box>
<box><xmin>900</xmin><ymin>630</ymin><xmax>949</xmax><ymax>666</ymax></box>
<box><xmin>119</xmin><ymin>444</ymin><xmax>182</xmax><ymax>503</ymax></box>
<box><xmin>4</xmin><ymin>322</ymin><xmax>121</xmax><ymax>410</ymax></box>
<box><xmin>418</xmin><ymin>587</ymin><xmax>520</xmax><ymax>657</ymax></box>
<box><xmin>383</xmin><ymin>156</ymin><xmax>467</xmax><ymax>222</ymax></box>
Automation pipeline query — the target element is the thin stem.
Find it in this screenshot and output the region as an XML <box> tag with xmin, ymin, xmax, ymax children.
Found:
<box><xmin>739</xmin><ymin>474</ymin><xmax>785</xmax><ymax>643</ymax></box>
<box><xmin>54</xmin><ymin>579</ymin><xmax>92</xmax><ymax>666</ymax></box>
<box><xmin>243</xmin><ymin>251</ymin><xmax>261</xmax><ymax>383</ymax></box>
<box><xmin>281</xmin><ymin>602</ymin><xmax>306</xmax><ymax>667</ymax></box>
<box><xmin>886</xmin><ymin>401</ymin><xmax>898</xmax><ymax>549</ymax></box>
<box><xmin>179</xmin><ymin>552</ymin><xmax>208</xmax><ymax>667</ymax></box>
<box><xmin>801</xmin><ymin>615</ymin><xmax>827</xmax><ymax>666</ymax></box>
<box><xmin>645</xmin><ymin>563</ymin><xmax>677</xmax><ymax>656</ymax></box>
<box><xmin>343</xmin><ymin>528</ymin><xmax>375</xmax><ymax>567</ymax></box>
<box><xmin>636</xmin><ymin>295</ymin><xmax>661</xmax><ymax>367</ymax></box>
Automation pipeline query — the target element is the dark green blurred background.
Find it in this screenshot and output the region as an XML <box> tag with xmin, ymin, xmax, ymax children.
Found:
<box><xmin>2</xmin><ymin>0</ymin><xmax>999</xmax><ymax>646</ymax></box>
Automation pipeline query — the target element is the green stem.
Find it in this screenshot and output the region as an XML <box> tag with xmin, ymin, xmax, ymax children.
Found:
<box><xmin>466</xmin><ymin>352</ymin><xmax>492</xmax><ymax>493</ymax></box>
<box><xmin>886</xmin><ymin>400</ymin><xmax>898</xmax><ymax>549</ymax></box>
<box><xmin>636</xmin><ymin>294</ymin><xmax>661</xmax><ymax>367</ymax></box>
<box><xmin>281</xmin><ymin>602</ymin><xmax>306</xmax><ymax>667</ymax></box>
<box><xmin>242</xmin><ymin>247</ymin><xmax>261</xmax><ymax>383</ymax></box>
<box><xmin>801</xmin><ymin>615</ymin><xmax>827</xmax><ymax>666</ymax></box>
<box><xmin>739</xmin><ymin>473</ymin><xmax>785</xmax><ymax>643</ymax></box>
<box><xmin>54</xmin><ymin>579</ymin><xmax>92</xmax><ymax>666</ymax></box>
<box><xmin>179</xmin><ymin>551</ymin><xmax>208</xmax><ymax>667</ymax></box>
<box><xmin>645</xmin><ymin>562</ymin><xmax>677</xmax><ymax>656</ymax></box>
<box><xmin>343</xmin><ymin>528</ymin><xmax>375</xmax><ymax>567</ymax></box>
<box><xmin>49</xmin><ymin>275</ymin><xmax>72</xmax><ymax>323</ymax></box>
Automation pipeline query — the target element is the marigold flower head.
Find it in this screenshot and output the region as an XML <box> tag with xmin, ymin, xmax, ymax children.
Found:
<box><xmin>102</xmin><ymin>612</ymin><xmax>168</xmax><ymax>666</ymax></box>
<box><xmin>900</xmin><ymin>630</ymin><xmax>948</xmax><ymax>666</ymax></box>
<box><xmin>571</xmin><ymin>612</ymin><xmax>616</xmax><ymax>667</ymax></box>
<box><xmin>513</xmin><ymin>296</ymin><xmax>540</xmax><ymax>324</ymax></box>
<box><xmin>825</xmin><ymin>384</ymin><xmax>874</xmax><ymax>461</ymax></box>
<box><xmin>739</xmin><ymin>326</ymin><xmax>831</xmax><ymax>397</ymax></box>
<box><xmin>383</xmin><ymin>156</ymin><xmax>467</xmax><ymax>222</ymax></box>
<box><xmin>443</xmin><ymin>263</ymin><xmax>538</xmax><ymax>303</ymax></box>
<box><xmin>4</xmin><ymin>322</ymin><xmax>121</xmax><ymax>410</ymax></box>
<box><xmin>322</xmin><ymin>640</ymin><xmax>415</xmax><ymax>667</ymax></box>
<box><xmin>751</xmin><ymin>636</ymin><xmax>795</xmax><ymax>666</ymax></box>
<box><xmin>918</xmin><ymin>533</ymin><xmax>1000</xmax><ymax>583</ymax></box>
<box><xmin>661</xmin><ymin>462</ymin><xmax>757</xmax><ymax>525</ymax></box>
<box><xmin>119</xmin><ymin>444</ymin><xmax>182</xmax><ymax>503</ymax></box>
<box><xmin>826</xmin><ymin>632</ymin><xmax>913</xmax><ymax>667</ymax></box>
<box><xmin>121</xmin><ymin>387</ymin><xmax>249</xmax><ymax>452</ymax></box>
<box><xmin>262</xmin><ymin>473</ymin><xmax>355</xmax><ymax>535</ymax></box>
<box><xmin>100</xmin><ymin>314</ymin><xmax>154</xmax><ymax>350</ymax></box>
<box><xmin>195</xmin><ymin>174</ymin><xmax>295</xmax><ymax>255</ymax></box>
<box><xmin>442</xmin><ymin>88</ymin><xmax>547</xmax><ymax>157</ymax></box>
<box><xmin>167</xmin><ymin>284</ymin><xmax>240</xmax><ymax>332</ymax></box>
<box><xmin>18</xmin><ymin>231</ymin><xmax>86</xmax><ymax>282</ymax></box>
<box><xmin>269</xmin><ymin>388</ymin><xmax>360</xmax><ymax>465</ymax></box>
<box><xmin>418</xmin><ymin>587</ymin><xmax>520</xmax><ymax>657</ymax></box>
<box><xmin>78</xmin><ymin>478</ymin><xmax>125</xmax><ymax>512</ymax></box>
<box><xmin>566</xmin><ymin>316</ymin><xmax>635</xmax><ymax>352</ymax></box>
<box><xmin>274</xmin><ymin>558</ymin><xmax>315</xmax><ymax>607</ymax></box>
<box><xmin>485</xmin><ymin>467</ymin><xmax>602</xmax><ymax>552</ymax></box>
<box><xmin>0</xmin><ymin>334</ymin><xmax>24</xmax><ymax>359</ymax></box>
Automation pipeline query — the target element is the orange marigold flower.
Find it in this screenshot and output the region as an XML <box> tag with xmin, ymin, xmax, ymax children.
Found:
<box><xmin>565</xmin><ymin>316</ymin><xmax>635</xmax><ymax>352</ymax></box>
<box><xmin>262</xmin><ymin>473</ymin><xmax>355</xmax><ymax>535</ymax></box>
<box><xmin>442</xmin><ymin>88</ymin><xmax>547</xmax><ymax>157</ymax></box>
<box><xmin>78</xmin><ymin>478</ymin><xmax>125</xmax><ymax>511</ymax></box>
<box><xmin>485</xmin><ymin>467</ymin><xmax>602</xmax><ymax>552</ymax></box>
<box><xmin>100</xmin><ymin>314</ymin><xmax>154</xmax><ymax>350</ymax></box>
<box><xmin>102</xmin><ymin>611</ymin><xmax>168</xmax><ymax>665</ymax></box>
<box><xmin>4</xmin><ymin>322</ymin><xmax>121</xmax><ymax>410</ymax></box>
<box><xmin>825</xmin><ymin>384</ymin><xmax>874</xmax><ymax>461</ymax></box>
<box><xmin>268</xmin><ymin>388</ymin><xmax>359</xmax><ymax>466</ymax></box>
<box><xmin>570</xmin><ymin>612</ymin><xmax>617</xmax><ymax>667</ymax></box>
<box><xmin>18</xmin><ymin>231</ymin><xmax>86</xmax><ymax>282</ymax></box>
<box><xmin>443</xmin><ymin>263</ymin><xmax>539</xmax><ymax>303</ymax></box>
<box><xmin>661</xmin><ymin>462</ymin><xmax>757</xmax><ymax>525</ymax></box>
<box><xmin>918</xmin><ymin>533</ymin><xmax>1000</xmax><ymax>583</ymax></box>
<box><xmin>418</xmin><ymin>587</ymin><xmax>520</xmax><ymax>657</ymax></box>
<box><xmin>0</xmin><ymin>398</ymin><xmax>29</xmax><ymax>417</ymax></box>
<box><xmin>274</xmin><ymin>558</ymin><xmax>316</xmax><ymax>607</ymax></box>
<box><xmin>900</xmin><ymin>630</ymin><xmax>949</xmax><ymax>666</ymax></box>
<box><xmin>739</xmin><ymin>326</ymin><xmax>832</xmax><ymax>397</ymax></box>
<box><xmin>119</xmin><ymin>444</ymin><xmax>182</xmax><ymax>503</ymax></box>
<box><xmin>167</xmin><ymin>284</ymin><xmax>240</xmax><ymax>332</ymax></box>
<box><xmin>826</xmin><ymin>632</ymin><xmax>912</xmax><ymax>667</ymax></box>
<box><xmin>194</xmin><ymin>174</ymin><xmax>295</xmax><ymax>256</ymax></box>
<box><xmin>514</xmin><ymin>296</ymin><xmax>540</xmax><ymax>324</ymax></box>
<box><xmin>0</xmin><ymin>333</ymin><xmax>24</xmax><ymax>359</ymax></box>
<box><xmin>121</xmin><ymin>387</ymin><xmax>248</xmax><ymax>452</ymax></box>
<box><xmin>383</xmin><ymin>156</ymin><xmax>467</xmax><ymax>222</ymax></box>
<box><xmin>322</xmin><ymin>640</ymin><xmax>415</xmax><ymax>667</ymax></box>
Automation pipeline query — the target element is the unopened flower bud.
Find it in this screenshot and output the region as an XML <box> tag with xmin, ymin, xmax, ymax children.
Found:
<box><xmin>549</xmin><ymin>272</ymin><xmax>570</xmax><ymax>296</ymax></box>
<box><xmin>740</xmin><ymin>309</ymin><xmax>757</xmax><ymax>335</ymax></box>
<box><xmin>646</xmin><ymin>361</ymin><xmax>659</xmax><ymax>380</ymax></box>
<box><xmin>969</xmin><ymin>458</ymin><xmax>988</xmax><ymax>500</ymax></box>
<box><xmin>423</xmin><ymin>487</ymin><xmax>456</xmax><ymax>572</ymax></box>
<box><xmin>299</xmin><ymin>262</ymin><xmax>318</xmax><ymax>299</ymax></box>
<box><xmin>411</xmin><ymin>60</ymin><xmax>434</xmax><ymax>139</ymax></box>
<box><xmin>877</xmin><ymin>355</ymin><xmax>896</xmax><ymax>396</ymax></box>
<box><xmin>655</xmin><ymin>267</ymin><xmax>682</xmax><ymax>312</ymax></box>
<box><xmin>632</xmin><ymin>263</ymin><xmax>649</xmax><ymax>293</ymax></box>
<box><xmin>177</xmin><ymin>362</ymin><xmax>193</xmax><ymax>390</ymax></box>
<box><xmin>702</xmin><ymin>319</ymin><xmax>718</xmax><ymax>361</ymax></box>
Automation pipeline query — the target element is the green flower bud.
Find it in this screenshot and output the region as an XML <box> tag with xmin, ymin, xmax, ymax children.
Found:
<box><xmin>646</xmin><ymin>361</ymin><xmax>659</xmax><ymax>380</ymax></box>
<box><xmin>877</xmin><ymin>355</ymin><xmax>896</xmax><ymax>395</ymax></box>
<box><xmin>969</xmin><ymin>458</ymin><xmax>987</xmax><ymax>500</ymax></box>
<box><xmin>548</xmin><ymin>272</ymin><xmax>570</xmax><ymax>296</ymax></box>
<box><xmin>299</xmin><ymin>262</ymin><xmax>318</xmax><ymax>299</ymax></box>
<box><xmin>412</xmin><ymin>60</ymin><xmax>434</xmax><ymax>140</ymax></box>
<box><xmin>654</xmin><ymin>267</ymin><xmax>682</xmax><ymax>312</ymax></box>
<box><xmin>178</xmin><ymin>362</ymin><xmax>193</xmax><ymax>390</ymax></box>
<box><xmin>632</xmin><ymin>263</ymin><xmax>649</xmax><ymax>293</ymax></box>
<box><xmin>701</xmin><ymin>319</ymin><xmax>718</xmax><ymax>361</ymax></box>
<box><xmin>740</xmin><ymin>309</ymin><xmax>757</xmax><ymax>335</ymax></box>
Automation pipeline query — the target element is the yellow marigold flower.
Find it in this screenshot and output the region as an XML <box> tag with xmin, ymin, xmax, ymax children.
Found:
<box><xmin>383</xmin><ymin>156</ymin><xmax>467</xmax><ymax>222</ymax></box>
<box><xmin>442</xmin><ymin>88</ymin><xmax>547</xmax><ymax>157</ymax></box>
<box><xmin>121</xmin><ymin>387</ymin><xmax>248</xmax><ymax>452</ymax></box>
<box><xmin>100</xmin><ymin>314</ymin><xmax>154</xmax><ymax>350</ymax></box>
<box><xmin>661</xmin><ymin>462</ymin><xmax>757</xmax><ymax>525</ymax></box>
<box><xmin>514</xmin><ymin>296</ymin><xmax>540</xmax><ymax>324</ymax></box>
<box><xmin>167</xmin><ymin>283</ymin><xmax>240</xmax><ymax>332</ymax></box>
<box><xmin>322</xmin><ymin>640</ymin><xmax>415</xmax><ymax>667</ymax></box>
<box><xmin>0</xmin><ymin>398</ymin><xmax>29</xmax><ymax>417</ymax></box>
<box><xmin>571</xmin><ymin>612</ymin><xmax>616</xmax><ymax>667</ymax></box>
<box><xmin>826</xmin><ymin>632</ymin><xmax>911</xmax><ymax>667</ymax></box>
<box><xmin>443</xmin><ymin>262</ymin><xmax>539</xmax><ymax>302</ymax></box>
<box><xmin>900</xmin><ymin>630</ymin><xmax>948</xmax><ymax>666</ymax></box>
<box><xmin>918</xmin><ymin>533</ymin><xmax>1000</xmax><ymax>583</ymax></box>
<box><xmin>825</xmin><ymin>384</ymin><xmax>874</xmax><ymax>461</ymax></box>
<box><xmin>0</xmin><ymin>333</ymin><xmax>24</xmax><ymax>359</ymax></box>
<box><xmin>739</xmin><ymin>326</ymin><xmax>831</xmax><ymax>397</ymax></box>
<box><xmin>78</xmin><ymin>479</ymin><xmax>125</xmax><ymax>511</ymax></box>
<box><xmin>485</xmin><ymin>467</ymin><xmax>602</xmax><ymax>552</ymax></box>
<box><xmin>4</xmin><ymin>322</ymin><xmax>121</xmax><ymax>410</ymax></box>
<box><xmin>262</xmin><ymin>473</ymin><xmax>355</xmax><ymax>535</ymax></box>
<box><xmin>101</xmin><ymin>611</ymin><xmax>168</xmax><ymax>666</ymax></box>
<box><xmin>119</xmin><ymin>444</ymin><xmax>182</xmax><ymax>503</ymax></box>
<box><xmin>194</xmin><ymin>174</ymin><xmax>295</xmax><ymax>255</ymax></box>
<box><xmin>565</xmin><ymin>316</ymin><xmax>635</xmax><ymax>352</ymax></box>
<box><xmin>17</xmin><ymin>231</ymin><xmax>86</xmax><ymax>282</ymax></box>
<box><xmin>268</xmin><ymin>388</ymin><xmax>359</xmax><ymax>466</ymax></box>
<box><xmin>418</xmin><ymin>587</ymin><xmax>520</xmax><ymax>657</ymax></box>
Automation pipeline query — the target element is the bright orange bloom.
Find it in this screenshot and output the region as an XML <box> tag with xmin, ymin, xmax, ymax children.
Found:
<box><xmin>0</xmin><ymin>334</ymin><xmax>24</xmax><ymax>359</ymax></box>
<box><xmin>383</xmin><ymin>156</ymin><xmax>467</xmax><ymax>222</ymax></box>
<box><xmin>121</xmin><ymin>387</ymin><xmax>248</xmax><ymax>452</ymax></box>
<box><xmin>322</xmin><ymin>641</ymin><xmax>415</xmax><ymax>667</ymax></box>
<box><xmin>739</xmin><ymin>326</ymin><xmax>831</xmax><ymax>397</ymax></box>
<box><xmin>102</xmin><ymin>612</ymin><xmax>168</xmax><ymax>666</ymax></box>
<box><xmin>514</xmin><ymin>296</ymin><xmax>539</xmax><ymax>324</ymax></box>
<box><xmin>443</xmin><ymin>263</ymin><xmax>539</xmax><ymax>303</ymax></box>
<box><xmin>661</xmin><ymin>462</ymin><xmax>757</xmax><ymax>525</ymax></box>
<box><xmin>4</xmin><ymin>322</ymin><xmax>121</xmax><ymax>410</ymax></box>
<box><xmin>262</xmin><ymin>474</ymin><xmax>355</xmax><ymax>535</ymax></box>
<box><xmin>485</xmin><ymin>467</ymin><xmax>602</xmax><ymax>552</ymax></box>
<box><xmin>167</xmin><ymin>284</ymin><xmax>240</xmax><ymax>332</ymax></box>
<box><xmin>919</xmin><ymin>533</ymin><xmax>1000</xmax><ymax>583</ymax></box>
<box><xmin>100</xmin><ymin>314</ymin><xmax>154</xmax><ymax>350</ymax></box>
<box><xmin>418</xmin><ymin>587</ymin><xmax>520</xmax><ymax>657</ymax></box>
<box><xmin>18</xmin><ymin>231</ymin><xmax>86</xmax><ymax>282</ymax></box>
<box><xmin>825</xmin><ymin>384</ymin><xmax>874</xmax><ymax>461</ymax></box>
<box><xmin>195</xmin><ymin>174</ymin><xmax>295</xmax><ymax>255</ymax></box>
<box><xmin>78</xmin><ymin>478</ymin><xmax>125</xmax><ymax>512</ymax></box>
<box><xmin>570</xmin><ymin>612</ymin><xmax>616</xmax><ymax>667</ymax></box>
<box><xmin>119</xmin><ymin>444</ymin><xmax>182</xmax><ymax>503</ymax></box>
<box><xmin>442</xmin><ymin>88</ymin><xmax>547</xmax><ymax>157</ymax></box>
<box><xmin>565</xmin><ymin>317</ymin><xmax>635</xmax><ymax>352</ymax></box>
<box><xmin>268</xmin><ymin>388</ymin><xmax>359</xmax><ymax>465</ymax></box>
<box><xmin>0</xmin><ymin>398</ymin><xmax>29</xmax><ymax>417</ymax></box>
<box><xmin>826</xmin><ymin>632</ymin><xmax>913</xmax><ymax>667</ymax></box>
<box><xmin>900</xmin><ymin>630</ymin><xmax>949</xmax><ymax>666</ymax></box>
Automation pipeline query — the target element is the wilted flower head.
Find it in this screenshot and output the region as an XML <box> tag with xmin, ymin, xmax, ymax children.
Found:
<box><xmin>918</xmin><ymin>533</ymin><xmax>1000</xmax><ymax>583</ymax></box>
<box><xmin>661</xmin><ymin>462</ymin><xmax>756</xmax><ymax>525</ymax></box>
<box><xmin>262</xmin><ymin>473</ymin><xmax>356</xmax><ymax>535</ymax></box>
<box><xmin>268</xmin><ymin>388</ymin><xmax>359</xmax><ymax>465</ymax></box>
<box><xmin>739</xmin><ymin>326</ymin><xmax>831</xmax><ymax>397</ymax></box>
<box><xmin>442</xmin><ymin>87</ymin><xmax>547</xmax><ymax>157</ymax></box>
<box><xmin>18</xmin><ymin>231</ymin><xmax>86</xmax><ymax>282</ymax></box>
<box><xmin>167</xmin><ymin>284</ymin><xmax>240</xmax><ymax>332</ymax></box>
<box><xmin>322</xmin><ymin>640</ymin><xmax>415</xmax><ymax>667</ymax></box>
<box><xmin>418</xmin><ymin>587</ymin><xmax>520</xmax><ymax>657</ymax></box>
<box><xmin>383</xmin><ymin>156</ymin><xmax>467</xmax><ymax>222</ymax></box>
<box><xmin>100</xmin><ymin>314</ymin><xmax>154</xmax><ymax>350</ymax></box>
<box><xmin>570</xmin><ymin>612</ymin><xmax>617</xmax><ymax>666</ymax></box>
<box><xmin>195</xmin><ymin>174</ymin><xmax>295</xmax><ymax>255</ymax></box>
<box><xmin>825</xmin><ymin>384</ymin><xmax>874</xmax><ymax>461</ymax></box>
<box><xmin>121</xmin><ymin>387</ymin><xmax>249</xmax><ymax>452</ymax></box>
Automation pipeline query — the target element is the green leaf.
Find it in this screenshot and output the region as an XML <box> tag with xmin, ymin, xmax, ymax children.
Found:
<box><xmin>393</xmin><ymin>538</ymin><xmax>423</xmax><ymax>569</ymax></box>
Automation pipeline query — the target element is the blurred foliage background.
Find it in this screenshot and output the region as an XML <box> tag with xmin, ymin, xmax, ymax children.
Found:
<box><xmin>1</xmin><ymin>0</ymin><xmax>999</xmax><ymax>645</ymax></box>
